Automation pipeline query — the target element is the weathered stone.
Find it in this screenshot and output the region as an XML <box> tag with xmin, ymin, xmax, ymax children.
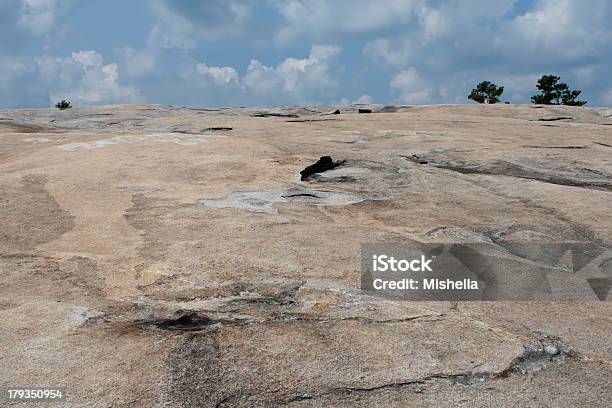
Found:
<box><xmin>300</xmin><ymin>156</ymin><xmax>345</xmax><ymax>180</ymax></box>
<box><xmin>1</xmin><ymin>103</ymin><xmax>611</xmax><ymax>407</ymax></box>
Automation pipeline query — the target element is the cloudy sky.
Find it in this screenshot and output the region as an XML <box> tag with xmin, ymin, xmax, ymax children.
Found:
<box><xmin>2</xmin><ymin>0</ymin><xmax>612</xmax><ymax>108</ymax></box>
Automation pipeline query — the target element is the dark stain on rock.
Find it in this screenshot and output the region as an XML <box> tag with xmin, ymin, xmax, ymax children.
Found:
<box><xmin>153</xmin><ymin>313</ymin><xmax>215</xmax><ymax>332</ymax></box>
<box><xmin>0</xmin><ymin>175</ymin><xmax>75</xmax><ymax>252</ymax></box>
<box><xmin>0</xmin><ymin>121</ymin><xmax>59</xmax><ymax>133</ymax></box>
<box><xmin>300</xmin><ymin>156</ymin><xmax>345</xmax><ymax>181</ymax></box>
<box><xmin>509</xmin><ymin>334</ymin><xmax>575</xmax><ymax>375</ymax></box>
<box><xmin>379</xmin><ymin>106</ymin><xmax>399</xmax><ymax>113</ymax></box>
<box><xmin>1</xmin><ymin>254</ymin><xmax>105</xmax><ymax>301</ymax></box>
<box><xmin>163</xmin><ymin>332</ymin><xmax>226</xmax><ymax>405</ymax></box>
<box><xmin>124</xmin><ymin>194</ymin><xmax>173</xmax><ymax>275</ymax></box>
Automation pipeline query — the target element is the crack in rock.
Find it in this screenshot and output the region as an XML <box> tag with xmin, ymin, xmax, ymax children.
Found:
<box><xmin>203</xmin><ymin>127</ymin><xmax>233</xmax><ymax>131</ymax></box>
<box><xmin>159</xmin><ymin>296</ymin><xmax>576</xmax><ymax>407</ymax></box>
<box><xmin>228</xmin><ymin>282</ymin><xmax>305</xmax><ymax>306</ymax></box>
<box><xmin>143</xmin><ymin>312</ymin><xmax>439</xmax><ymax>333</ymax></box>
<box><xmin>430</xmin><ymin>147</ymin><xmax>473</xmax><ymax>153</ymax></box>
<box><xmin>286</xmin><ymin>118</ymin><xmax>340</xmax><ymax>123</ymax></box>
<box><xmin>537</xmin><ymin>117</ymin><xmax>574</xmax><ymax>122</ymax></box>
<box><xmin>521</xmin><ymin>145</ymin><xmax>589</xmax><ymax>149</ymax></box>
<box><xmin>403</xmin><ymin>154</ymin><xmax>612</xmax><ymax>191</ymax></box>
<box><xmin>117</xmin><ymin>186</ymin><xmax>159</xmax><ymax>193</ymax></box>
<box><xmin>282</xmin><ymin>192</ymin><xmax>320</xmax><ymax>198</ymax></box>
<box><xmin>251</xmin><ymin>112</ymin><xmax>299</xmax><ymax>118</ymax></box>
<box><xmin>281</xmin><ymin>334</ymin><xmax>576</xmax><ymax>403</ymax></box>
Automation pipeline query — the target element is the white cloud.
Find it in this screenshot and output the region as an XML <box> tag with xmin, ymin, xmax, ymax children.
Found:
<box><xmin>363</xmin><ymin>38</ymin><xmax>412</xmax><ymax>67</ymax></box>
<box><xmin>71</xmin><ymin>50</ymin><xmax>103</xmax><ymax>67</ymax></box>
<box><xmin>149</xmin><ymin>0</ymin><xmax>251</xmax><ymax>49</ymax></box>
<box><xmin>243</xmin><ymin>45</ymin><xmax>341</xmax><ymax>103</ymax></box>
<box><xmin>0</xmin><ymin>0</ymin><xmax>73</xmax><ymax>55</ymax></box>
<box><xmin>418</xmin><ymin>5</ymin><xmax>448</xmax><ymax>40</ymax></box>
<box><xmin>241</xmin><ymin>60</ymin><xmax>284</xmax><ymax>97</ymax></box>
<box><xmin>390</xmin><ymin>68</ymin><xmax>434</xmax><ymax>104</ymax></box>
<box><xmin>160</xmin><ymin>44</ymin><xmax>344</xmax><ymax>106</ymax></box>
<box><xmin>603</xmin><ymin>88</ymin><xmax>612</xmax><ymax>105</ymax></box>
<box><xmin>273</xmin><ymin>0</ymin><xmax>420</xmax><ymax>44</ymax></box>
<box><xmin>0</xmin><ymin>59</ymin><xmax>32</xmax><ymax>81</ymax></box>
<box><xmin>506</xmin><ymin>0</ymin><xmax>612</xmax><ymax>61</ymax></box>
<box><xmin>273</xmin><ymin>0</ymin><xmax>517</xmax><ymax>44</ymax></box>
<box><xmin>16</xmin><ymin>0</ymin><xmax>68</xmax><ymax>35</ymax></box>
<box><xmin>359</xmin><ymin>2</ymin><xmax>517</xmax><ymax>69</ymax></box>
<box><xmin>171</xmin><ymin>45</ymin><xmax>342</xmax><ymax>106</ymax></box>
<box><xmin>354</xmin><ymin>94</ymin><xmax>372</xmax><ymax>104</ymax></box>
<box><xmin>118</xmin><ymin>47</ymin><xmax>156</xmax><ymax>78</ymax></box>
<box><xmin>494</xmin><ymin>2</ymin><xmax>612</xmax><ymax>69</ymax></box>
<box><xmin>196</xmin><ymin>62</ymin><xmax>239</xmax><ymax>85</ymax></box>
<box><xmin>36</xmin><ymin>50</ymin><xmax>140</xmax><ymax>105</ymax></box>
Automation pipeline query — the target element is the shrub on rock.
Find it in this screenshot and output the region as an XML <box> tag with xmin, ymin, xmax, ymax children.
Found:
<box><xmin>55</xmin><ymin>100</ymin><xmax>72</xmax><ymax>110</ymax></box>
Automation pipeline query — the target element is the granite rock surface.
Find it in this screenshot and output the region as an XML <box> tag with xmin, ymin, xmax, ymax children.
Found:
<box><xmin>1</xmin><ymin>103</ymin><xmax>611</xmax><ymax>407</ymax></box>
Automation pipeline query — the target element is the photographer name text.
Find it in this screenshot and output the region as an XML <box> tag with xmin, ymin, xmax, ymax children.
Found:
<box><xmin>371</xmin><ymin>255</ymin><xmax>479</xmax><ymax>290</ymax></box>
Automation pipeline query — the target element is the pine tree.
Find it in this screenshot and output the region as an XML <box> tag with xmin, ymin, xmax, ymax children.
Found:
<box><xmin>468</xmin><ymin>81</ymin><xmax>504</xmax><ymax>104</ymax></box>
<box><xmin>531</xmin><ymin>75</ymin><xmax>586</xmax><ymax>106</ymax></box>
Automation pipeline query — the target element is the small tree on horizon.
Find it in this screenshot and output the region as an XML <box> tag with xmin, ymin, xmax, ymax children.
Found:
<box><xmin>531</xmin><ymin>75</ymin><xmax>586</xmax><ymax>106</ymax></box>
<box><xmin>468</xmin><ymin>81</ymin><xmax>504</xmax><ymax>104</ymax></box>
<box><xmin>55</xmin><ymin>100</ymin><xmax>72</xmax><ymax>110</ymax></box>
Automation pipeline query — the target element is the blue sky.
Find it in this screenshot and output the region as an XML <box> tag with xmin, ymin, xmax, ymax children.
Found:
<box><xmin>1</xmin><ymin>0</ymin><xmax>612</xmax><ymax>108</ymax></box>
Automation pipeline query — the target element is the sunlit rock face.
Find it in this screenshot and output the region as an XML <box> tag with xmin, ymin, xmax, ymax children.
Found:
<box><xmin>1</xmin><ymin>103</ymin><xmax>611</xmax><ymax>407</ymax></box>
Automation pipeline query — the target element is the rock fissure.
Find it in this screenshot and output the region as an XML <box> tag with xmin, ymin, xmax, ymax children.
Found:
<box><xmin>279</xmin><ymin>334</ymin><xmax>576</xmax><ymax>403</ymax></box>
<box><xmin>402</xmin><ymin>155</ymin><xmax>612</xmax><ymax>191</ymax></box>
